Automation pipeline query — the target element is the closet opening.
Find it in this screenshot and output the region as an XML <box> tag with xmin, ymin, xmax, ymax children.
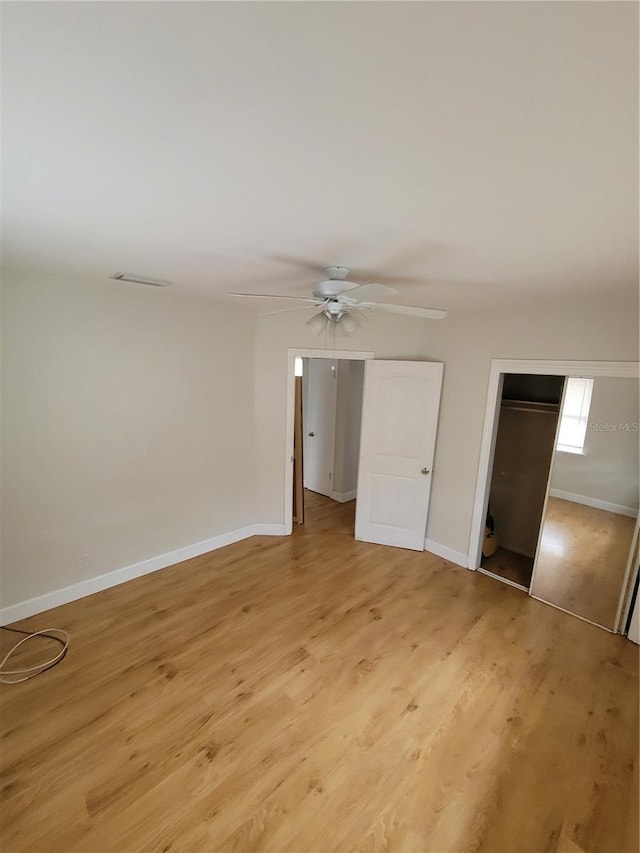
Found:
<box><xmin>479</xmin><ymin>373</ymin><xmax>565</xmax><ymax>590</ymax></box>
<box><xmin>469</xmin><ymin>359</ymin><xmax>639</xmax><ymax>634</ymax></box>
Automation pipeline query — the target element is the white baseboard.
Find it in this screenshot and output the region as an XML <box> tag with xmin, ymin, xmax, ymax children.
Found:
<box><xmin>252</xmin><ymin>523</ymin><xmax>289</xmax><ymax>536</ymax></box>
<box><xmin>424</xmin><ymin>538</ymin><xmax>469</xmax><ymax>568</ymax></box>
<box><xmin>0</xmin><ymin>523</ymin><xmax>288</xmax><ymax>626</ymax></box>
<box><xmin>549</xmin><ymin>488</ymin><xmax>638</xmax><ymax>518</ymax></box>
<box><xmin>330</xmin><ymin>490</ymin><xmax>357</xmax><ymax>504</ymax></box>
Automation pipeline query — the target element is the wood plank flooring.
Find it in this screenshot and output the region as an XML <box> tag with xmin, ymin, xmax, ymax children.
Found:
<box><xmin>531</xmin><ymin>498</ymin><xmax>636</xmax><ymax>629</ymax></box>
<box><xmin>1</xmin><ymin>494</ymin><xmax>638</xmax><ymax>853</ymax></box>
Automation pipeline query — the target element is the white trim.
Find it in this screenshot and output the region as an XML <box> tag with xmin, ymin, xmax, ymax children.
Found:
<box><xmin>468</xmin><ymin>360</ymin><xmax>640</xmax><ymax>570</ymax></box>
<box><xmin>424</xmin><ymin>538</ymin><xmax>468</xmax><ymax>568</ymax></box>
<box><xmin>530</xmin><ymin>595</ymin><xmax>615</xmax><ymax>633</ymax></box>
<box><xmin>467</xmin><ymin>370</ymin><xmax>505</xmax><ymax>569</ymax></box>
<box><xmin>252</xmin><ymin>523</ymin><xmax>288</xmax><ymax>536</ymax></box>
<box><xmin>528</xmin><ymin>376</ymin><xmax>572</xmax><ymax>598</ymax></box>
<box><xmin>0</xmin><ymin>524</ymin><xmax>287</xmax><ymax>625</ymax></box>
<box><xmin>284</xmin><ymin>348</ymin><xmax>374</xmax><ymax>535</ymax></box>
<box><xmin>627</xmin><ymin>595</ymin><xmax>640</xmax><ymax>643</ymax></box>
<box><xmin>488</xmin><ymin>359</ymin><xmax>639</xmax><ymax>379</ymax></box>
<box><xmin>549</xmin><ymin>488</ymin><xmax>637</xmax><ymax>518</ymax></box>
<box><xmin>626</xmin><ymin>577</ymin><xmax>640</xmax><ymax>642</ymax></box>
<box><xmin>331</xmin><ymin>490</ymin><xmax>357</xmax><ymax>503</ymax></box>
<box><xmin>615</xmin><ymin>515</ymin><xmax>640</xmax><ymax>633</ymax></box>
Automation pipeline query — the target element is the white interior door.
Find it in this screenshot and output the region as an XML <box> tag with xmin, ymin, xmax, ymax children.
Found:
<box><xmin>355</xmin><ymin>360</ymin><xmax>444</xmax><ymax>550</ymax></box>
<box><xmin>302</xmin><ymin>358</ymin><xmax>337</xmax><ymax>498</ymax></box>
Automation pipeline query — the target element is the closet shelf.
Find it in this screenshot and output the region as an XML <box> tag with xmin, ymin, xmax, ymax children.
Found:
<box><xmin>501</xmin><ymin>399</ymin><xmax>560</xmax><ymax>414</ymax></box>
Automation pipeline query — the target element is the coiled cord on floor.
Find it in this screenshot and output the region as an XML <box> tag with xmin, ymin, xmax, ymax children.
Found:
<box><xmin>0</xmin><ymin>626</ymin><xmax>69</xmax><ymax>684</ymax></box>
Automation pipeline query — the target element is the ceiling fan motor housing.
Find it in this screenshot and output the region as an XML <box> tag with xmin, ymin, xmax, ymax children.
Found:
<box><xmin>323</xmin><ymin>299</ymin><xmax>346</xmax><ymax>319</ymax></box>
<box><xmin>312</xmin><ymin>265</ymin><xmax>354</xmax><ymax>299</ymax></box>
<box><xmin>313</xmin><ymin>279</ymin><xmax>353</xmax><ymax>298</ymax></box>
<box><xmin>325</xmin><ymin>265</ymin><xmax>349</xmax><ymax>280</ymax></box>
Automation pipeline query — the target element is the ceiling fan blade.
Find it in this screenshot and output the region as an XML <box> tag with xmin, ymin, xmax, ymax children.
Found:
<box><xmin>371</xmin><ymin>303</ymin><xmax>448</xmax><ymax>320</ymax></box>
<box><xmin>265</xmin><ymin>257</ymin><xmax>433</xmax><ymax>286</ymax></box>
<box><xmin>352</xmin><ymin>270</ymin><xmax>429</xmax><ymax>286</ymax></box>
<box><xmin>341</xmin><ymin>283</ymin><xmax>398</xmax><ymax>303</ymax></box>
<box><xmin>229</xmin><ymin>292</ymin><xmax>321</xmax><ymax>304</ymax></box>
<box><xmin>259</xmin><ymin>304</ymin><xmax>321</xmax><ymax>316</ymax></box>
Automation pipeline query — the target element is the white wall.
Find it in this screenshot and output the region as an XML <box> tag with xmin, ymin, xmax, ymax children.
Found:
<box><xmin>333</xmin><ymin>360</ymin><xmax>364</xmax><ymax>497</ymax></box>
<box><xmin>1</xmin><ymin>271</ymin><xmax>256</xmax><ymax>611</ymax></box>
<box><xmin>254</xmin><ymin>299</ymin><xmax>638</xmax><ymax>558</ymax></box>
<box><xmin>551</xmin><ymin>377</ymin><xmax>639</xmax><ymax>512</ymax></box>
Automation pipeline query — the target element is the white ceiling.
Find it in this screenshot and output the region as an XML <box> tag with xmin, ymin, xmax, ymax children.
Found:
<box><xmin>2</xmin><ymin>2</ymin><xmax>638</xmax><ymax>313</ymax></box>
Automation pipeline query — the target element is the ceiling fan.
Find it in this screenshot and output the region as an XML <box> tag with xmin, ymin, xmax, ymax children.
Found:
<box><xmin>230</xmin><ymin>265</ymin><xmax>447</xmax><ymax>335</ymax></box>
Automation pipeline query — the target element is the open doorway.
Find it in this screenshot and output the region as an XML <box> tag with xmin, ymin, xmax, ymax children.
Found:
<box><xmin>284</xmin><ymin>348</ymin><xmax>374</xmax><ymax>538</ymax></box>
<box><xmin>293</xmin><ymin>356</ymin><xmax>365</xmax><ymax>533</ymax></box>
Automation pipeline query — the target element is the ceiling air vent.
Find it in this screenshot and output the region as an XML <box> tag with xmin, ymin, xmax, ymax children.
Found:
<box><xmin>111</xmin><ymin>273</ymin><xmax>172</xmax><ymax>287</ymax></box>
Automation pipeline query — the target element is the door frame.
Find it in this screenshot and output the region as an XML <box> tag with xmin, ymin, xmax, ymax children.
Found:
<box><xmin>283</xmin><ymin>348</ymin><xmax>374</xmax><ymax>535</ymax></box>
<box><xmin>468</xmin><ymin>359</ymin><xmax>639</xmax><ymax>633</ymax></box>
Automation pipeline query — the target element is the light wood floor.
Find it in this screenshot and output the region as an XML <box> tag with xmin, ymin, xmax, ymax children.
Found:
<box><xmin>299</xmin><ymin>488</ymin><xmax>357</xmax><ymax>536</ymax></box>
<box><xmin>480</xmin><ymin>546</ymin><xmax>534</xmax><ymax>589</ymax></box>
<box><xmin>531</xmin><ymin>497</ymin><xmax>636</xmax><ymax>629</ymax></box>
<box><xmin>1</xmin><ymin>495</ymin><xmax>638</xmax><ymax>852</ymax></box>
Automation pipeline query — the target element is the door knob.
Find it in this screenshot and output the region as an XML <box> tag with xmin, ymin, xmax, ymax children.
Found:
<box><xmin>308</xmin><ymin>431</ymin><xmax>315</xmax><ymax>437</ymax></box>
<box><xmin>421</xmin><ymin>467</ymin><xmax>430</xmax><ymax>475</ymax></box>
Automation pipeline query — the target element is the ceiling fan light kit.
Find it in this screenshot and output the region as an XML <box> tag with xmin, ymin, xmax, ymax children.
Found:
<box><xmin>306</xmin><ymin>312</ymin><xmax>329</xmax><ymax>336</ymax></box>
<box><xmin>339</xmin><ymin>312</ymin><xmax>359</xmax><ymax>333</ymax></box>
<box><xmin>230</xmin><ymin>264</ymin><xmax>448</xmax><ymax>335</ymax></box>
<box><xmin>305</xmin><ymin>306</ymin><xmax>362</xmax><ymax>336</ymax></box>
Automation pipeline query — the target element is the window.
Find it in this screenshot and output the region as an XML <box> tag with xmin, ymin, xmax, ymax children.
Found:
<box><xmin>556</xmin><ymin>377</ymin><xmax>594</xmax><ymax>454</ymax></box>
